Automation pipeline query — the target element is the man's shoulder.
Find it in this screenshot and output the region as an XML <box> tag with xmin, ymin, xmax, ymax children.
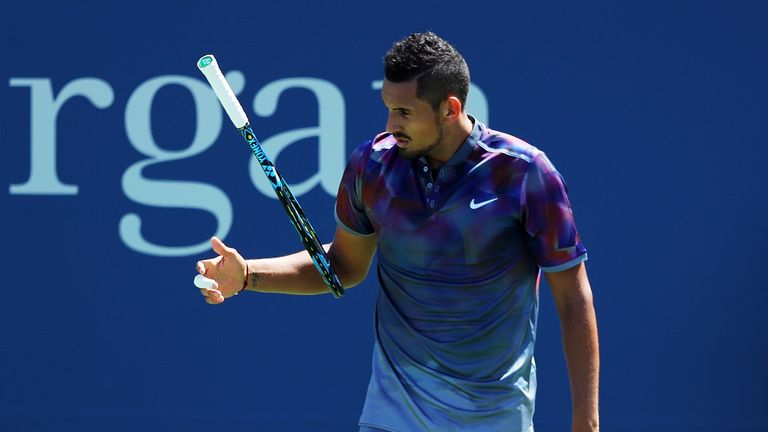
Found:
<box><xmin>477</xmin><ymin>127</ymin><xmax>544</xmax><ymax>164</ymax></box>
<box><xmin>349</xmin><ymin>132</ymin><xmax>398</xmax><ymax>165</ymax></box>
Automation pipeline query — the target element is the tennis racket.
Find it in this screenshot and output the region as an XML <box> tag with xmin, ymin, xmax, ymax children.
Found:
<box><xmin>197</xmin><ymin>54</ymin><xmax>344</xmax><ymax>298</ymax></box>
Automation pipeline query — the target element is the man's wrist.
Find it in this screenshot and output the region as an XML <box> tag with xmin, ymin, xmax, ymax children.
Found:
<box><xmin>238</xmin><ymin>260</ymin><xmax>250</xmax><ymax>294</ymax></box>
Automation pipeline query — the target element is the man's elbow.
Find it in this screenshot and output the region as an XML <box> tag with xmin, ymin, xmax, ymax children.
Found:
<box><xmin>329</xmin><ymin>254</ymin><xmax>371</xmax><ymax>289</ymax></box>
<box><xmin>339</xmin><ymin>263</ymin><xmax>373</xmax><ymax>288</ymax></box>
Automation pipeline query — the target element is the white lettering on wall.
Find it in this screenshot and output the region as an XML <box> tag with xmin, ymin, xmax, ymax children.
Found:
<box><xmin>250</xmin><ymin>78</ymin><xmax>346</xmax><ymax>197</ymax></box>
<box><xmin>8</xmin><ymin>78</ymin><xmax>114</xmax><ymax>194</ymax></box>
<box><xmin>7</xmin><ymin>73</ymin><xmax>491</xmax><ymax>257</ymax></box>
<box><xmin>119</xmin><ymin>73</ymin><xmax>242</xmax><ymax>256</ymax></box>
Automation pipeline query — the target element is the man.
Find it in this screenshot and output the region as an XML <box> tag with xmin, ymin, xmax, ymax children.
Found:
<box><xmin>197</xmin><ymin>32</ymin><xmax>599</xmax><ymax>432</ymax></box>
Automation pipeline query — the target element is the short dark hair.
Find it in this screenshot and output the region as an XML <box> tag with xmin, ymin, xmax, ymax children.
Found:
<box><xmin>384</xmin><ymin>32</ymin><xmax>470</xmax><ymax>110</ymax></box>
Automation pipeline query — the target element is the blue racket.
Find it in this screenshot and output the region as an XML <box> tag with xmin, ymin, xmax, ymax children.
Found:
<box><xmin>197</xmin><ymin>54</ymin><xmax>344</xmax><ymax>298</ymax></box>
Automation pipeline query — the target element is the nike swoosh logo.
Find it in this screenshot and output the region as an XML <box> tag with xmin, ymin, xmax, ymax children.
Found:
<box><xmin>469</xmin><ymin>197</ymin><xmax>499</xmax><ymax>209</ymax></box>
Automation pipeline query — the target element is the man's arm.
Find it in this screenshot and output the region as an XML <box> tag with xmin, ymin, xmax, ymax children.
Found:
<box><xmin>544</xmin><ymin>262</ymin><xmax>600</xmax><ymax>432</ymax></box>
<box><xmin>196</xmin><ymin>226</ymin><xmax>377</xmax><ymax>303</ymax></box>
<box><xmin>246</xmin><ymin>226</ymin><xmax>377</xmax><ymax>295</ymax></box>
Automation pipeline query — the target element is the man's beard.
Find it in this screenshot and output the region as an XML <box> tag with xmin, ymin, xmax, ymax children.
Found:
<box><xmin>397</xmin><ymin>118</ymin><xmax>444</xmax><ymax>160</ymax></box>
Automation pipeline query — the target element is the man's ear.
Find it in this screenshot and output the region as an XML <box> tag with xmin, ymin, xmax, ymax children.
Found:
<box><xmin>443</xmin><ymin>96</ymin><xmax>463</xmax><ymax>122</ymax></box>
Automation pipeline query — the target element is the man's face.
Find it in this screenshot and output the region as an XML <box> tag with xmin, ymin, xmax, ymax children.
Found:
<box><xmin>381</xmin><ymin>79</ymin><xmax>444</xmax><ymax>160</ymax></box>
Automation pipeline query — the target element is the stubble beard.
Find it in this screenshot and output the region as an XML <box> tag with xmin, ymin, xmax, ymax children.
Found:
<box><xmin>398</xmin><ymin>116</ymin><xmax>444</xmax><ymax>161</ymax></box>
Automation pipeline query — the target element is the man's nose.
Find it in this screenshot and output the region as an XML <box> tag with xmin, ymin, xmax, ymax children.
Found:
<box><xmin>386</xmin><ymin>112</ymin><xmax>399</xmax><ymax>134</ymax></box>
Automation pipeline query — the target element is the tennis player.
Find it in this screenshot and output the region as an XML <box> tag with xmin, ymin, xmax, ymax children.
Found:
<box><xmin>197</xmin><ymin>32</ymin><xmax>599</xmax><ymax>432</ymax></box>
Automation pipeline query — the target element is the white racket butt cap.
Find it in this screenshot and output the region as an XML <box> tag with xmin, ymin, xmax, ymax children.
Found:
<box><xmin>197</xmin><ymin>54</ymin><xmax>249</xmax><ymax>129</ymax></box>
<box><xmin>194</xmin><ymin>274</ymin><xmax>216</xmax><ymax>290</ymax></box>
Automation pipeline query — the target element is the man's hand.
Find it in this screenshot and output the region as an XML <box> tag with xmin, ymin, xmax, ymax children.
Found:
<box><xmin>195</xmin><ymin>236</ymin><xmax>248</xmax><ymax>304</ymax></box>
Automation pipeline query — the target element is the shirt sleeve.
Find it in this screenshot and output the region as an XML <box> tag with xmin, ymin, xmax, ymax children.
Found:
<box><xmin>334</xmin><ymin>141</ymin><xmax>376</xmax><ymax>236</ymax></box>
<box><xmin>520</xmin><ymin>153</ymin><xmax>588</xmax><ymax>272</ymax></box>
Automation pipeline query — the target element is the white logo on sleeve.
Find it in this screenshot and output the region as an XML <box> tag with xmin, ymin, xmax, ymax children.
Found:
<box><xmin>469</xmin><ymin>197</ymin><xmax>499</xmax><ymax>209</ymax></box>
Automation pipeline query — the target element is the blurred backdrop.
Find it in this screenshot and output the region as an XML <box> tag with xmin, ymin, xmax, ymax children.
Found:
<box><xmin>1</xmin><ymin>1</ymin><xmax>766</xmax><ymax>430</ymax></box>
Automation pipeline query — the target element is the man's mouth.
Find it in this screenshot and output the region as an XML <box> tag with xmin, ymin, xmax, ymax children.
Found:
<box><xmin>393</xmin><ymin>134</ymin><xmax>410</xmax><ymax>148</ymax></box>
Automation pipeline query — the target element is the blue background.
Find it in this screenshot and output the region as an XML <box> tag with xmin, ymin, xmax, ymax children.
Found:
<box><xmin>2</xmin><ymin>1</ymin><xmax>766</xmax><ymax>430</ymax></box>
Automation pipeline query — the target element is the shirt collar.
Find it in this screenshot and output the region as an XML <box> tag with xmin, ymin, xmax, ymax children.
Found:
<box><xmin>419</xmin><ymin>115</ymin><xmax>484</xmax><ymax>168</ymax></box>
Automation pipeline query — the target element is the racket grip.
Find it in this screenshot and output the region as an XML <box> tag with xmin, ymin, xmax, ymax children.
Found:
<box><xmin>197</xmin><ymin>54</ymin><xmax>249</xmax><ymax>129</ymax></box>
<box><xmin>194</xmin><ymin>274</ymin><xmax>216</xmax><ymax>289</ymax></box>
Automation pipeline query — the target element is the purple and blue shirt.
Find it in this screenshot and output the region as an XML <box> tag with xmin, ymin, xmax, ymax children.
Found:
<box><xmin>335</xmin><ymin>118</ymin><xmax>587</xmax><ymax>431</ymax></box>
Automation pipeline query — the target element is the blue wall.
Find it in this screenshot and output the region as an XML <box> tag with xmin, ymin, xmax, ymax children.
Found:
<box><xmin>2</xmin><ymin>1</ymin><xmax>766</xmax><ymax>430</ymax></box>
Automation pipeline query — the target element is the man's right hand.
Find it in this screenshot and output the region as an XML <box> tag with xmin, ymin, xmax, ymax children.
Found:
<box><xmin>195</xmin><ymin>236</ymin><xmax>248</xmax><ymax>304</ymax></box>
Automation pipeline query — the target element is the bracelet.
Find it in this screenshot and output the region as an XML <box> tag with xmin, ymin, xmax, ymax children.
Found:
<box><xmin>236</xmin><ymin>262</ymin><xmax>249</xmax><ymax>295</ymax></box>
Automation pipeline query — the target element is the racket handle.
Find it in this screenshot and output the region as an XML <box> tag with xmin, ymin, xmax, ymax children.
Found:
<box><xmin>194</xmin><ymin>274</ymin><xmax>216</xmax><ymax>289</ymax></box>
<box><xmin>197</xmin><ymin>54</ymin><xmax>249</xmax><ymax>129</ymax></box>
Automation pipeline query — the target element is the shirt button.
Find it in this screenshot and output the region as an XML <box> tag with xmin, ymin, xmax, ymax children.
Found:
<box><xmin>429</xmin><ymin>199</ymin><xmax>435</xmax><ymax>208</ymax></box>
<box><xmin>423</xmin><ymin>166</ymin><xmax>429</xmax><ymax>172</ymax></box>
<box><xmin>427</xmin><ymin>182</ymin><xmax>433</xmax><ymax>189</ymax></box>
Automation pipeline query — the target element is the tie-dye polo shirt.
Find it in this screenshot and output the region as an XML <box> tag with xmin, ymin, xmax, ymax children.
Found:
<box><xmin>335</xmin><ymin>118</ymin><xmax>587</xmax><ymax>432</ymax></box>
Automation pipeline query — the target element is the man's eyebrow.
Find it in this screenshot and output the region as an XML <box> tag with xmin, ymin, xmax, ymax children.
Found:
<box><xmin>383</xmin><ymin>105</ymin><xmax>411</xmax><ymax>114</ymax></box>
<box><xmin>381</xmin><ymin>96</ymin><xmax>411</xmax><ymax>112</ymax></box>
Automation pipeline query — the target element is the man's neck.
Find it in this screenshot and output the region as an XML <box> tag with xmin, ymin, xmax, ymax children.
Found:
<box><xmin>426</xmin><ymin>113</ymin><xmax>474</xmax><ymax>169</ymax></box>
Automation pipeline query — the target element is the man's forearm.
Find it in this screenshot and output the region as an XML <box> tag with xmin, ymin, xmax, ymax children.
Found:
<box><xmin>243</xmin><ymin>245</ymin><xmax>336</xmax><ymax>295</ymax></box>
<box><xmin>241</xmin><ymin>227</ymin><xmax>377</xmax><ymax>296</ymax></box>
<box><xmin>559</xmin><ymin>292</ymin><xmax>600</xmax><ymax>431</ymax></box>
